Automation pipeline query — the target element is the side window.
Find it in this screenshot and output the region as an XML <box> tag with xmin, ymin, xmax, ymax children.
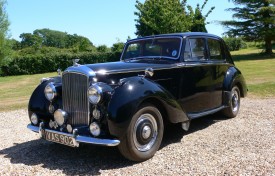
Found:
<box><xmin>189</xmin><ymin>38</ymin><xmax>206</xmax><ymax>60</ymax></box>
<box><xmin>208</xmin><ymin>38</ymin><xmax>223</xmax><ymax>60</ymax></box>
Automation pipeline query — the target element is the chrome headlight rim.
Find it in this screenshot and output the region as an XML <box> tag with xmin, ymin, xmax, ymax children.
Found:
<box><xmin>54</xmin><ymin>109</ymin><xmax>68</xmax><ymax>126</ymax></box>
<box><xmin>88</xmin><ymin>84</ymin><xmax>102</xmax><ymax>105</ymax></box>
<box><xmin>30</xmin><ymin>113</ymin><xmax>38</xmax><ymax>125</ymax></box>
<box><xmin>89</xmin><ymin>122</ymin><xmax>101</xmax><ymax>137</ymax></box>
<box><xmin>44</xmin><ymin>82</ymin><xmax>57</xmax><ymax>101</ymax></box>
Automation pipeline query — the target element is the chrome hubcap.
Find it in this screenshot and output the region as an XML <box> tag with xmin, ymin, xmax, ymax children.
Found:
<box><xmin>142</xmin><ymin>125</ymin><xmax>152</xmax><ymax>139</ymax></box>
<box><xmin>133</xmin><ymin>113</ymin><xmax>158</xmax><ymax>152</ymax></box>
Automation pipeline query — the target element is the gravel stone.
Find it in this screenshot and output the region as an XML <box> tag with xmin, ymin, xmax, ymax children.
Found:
<box><xmin>0</xmin><ymin>98</ymin><xmax>274</xmax><ymax>175</ymax></box>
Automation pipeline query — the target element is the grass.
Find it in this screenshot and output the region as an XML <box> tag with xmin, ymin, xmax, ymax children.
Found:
<box><xmin>0</xmin><ymin>72</ymin><xmax>56</xmax><ymax>112</ymax></box>
<box><xmin>0</xmin><ymin>48</ymin><xmax>274</xmax><ymax>112</ymax></box>
<box><xmin>232</xmin><ymin>48</ymin><xmax>275</xmax><ymax>98</ymax></box>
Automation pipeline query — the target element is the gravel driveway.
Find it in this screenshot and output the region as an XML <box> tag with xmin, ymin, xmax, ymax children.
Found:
<box><xmin>0</xmin><ymin>98</ymin><xmax>274</xmax><ymax>175</ymax></box>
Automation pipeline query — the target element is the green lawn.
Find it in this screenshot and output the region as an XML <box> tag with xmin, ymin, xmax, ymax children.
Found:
<box><xmin>0</xmin><ymin>72</ymin><xmax>56</xmax><ymax>112</ymax></box>
<box><xmin>232</xmin><ymin>49</ymin><xmax>275</xmax><ymax>98</ymax></box>
<box><xmin>0</xmin><ymin>49</ymin><xmax>274</xmax><ymax>112</ymax></box>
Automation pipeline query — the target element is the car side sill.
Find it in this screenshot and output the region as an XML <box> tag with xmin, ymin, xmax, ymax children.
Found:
<box><xmin>187</xmin><ymin>106</ymin><xmax>225</xmax><ymax>119</ymax></box>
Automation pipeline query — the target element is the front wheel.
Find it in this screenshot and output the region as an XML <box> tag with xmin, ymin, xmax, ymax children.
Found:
<box><xmin>223</xmin><ymin>86</ymin><xmax>241</xmax><ymax>118</ymax></box>
<box><xmin>118</xmin><ymin>104</ymin><xmax>164</xmax><ymax>161</ymax></box>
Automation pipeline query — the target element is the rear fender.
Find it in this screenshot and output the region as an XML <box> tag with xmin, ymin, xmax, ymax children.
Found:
<box><xmin>223</xmin><ymin>66</ymin><xmax>248</xmax><ymax>105</ymax></box>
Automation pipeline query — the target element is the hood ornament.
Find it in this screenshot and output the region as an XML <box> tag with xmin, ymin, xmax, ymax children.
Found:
<box><xmin>57</xmin><ymin>68</ymin><xmax>62</xmax><ymax>76</ymax></box>
<box><xmin>73</xmin><ymin>59</ymin><xmax>80</xmax><ymax>67</ymax></box>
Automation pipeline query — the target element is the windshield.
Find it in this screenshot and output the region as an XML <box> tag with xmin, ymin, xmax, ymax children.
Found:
<box><xmin>122</xmin><ymin>37</ymin><xmax>182</xmax><ymax>60</ymax></box>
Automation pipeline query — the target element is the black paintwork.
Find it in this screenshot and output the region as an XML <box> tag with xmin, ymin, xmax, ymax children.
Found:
<box><xmin>28</xmin><ymin>32</ymin><xmax>247</xmax><ymax>140</ymax></box>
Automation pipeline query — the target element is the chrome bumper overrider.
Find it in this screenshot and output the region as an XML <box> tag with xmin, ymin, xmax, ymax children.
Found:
<box><xmin>27</xmin><ymin>123</ymin><xmax>120</xmax><ymax>147</ymax></box>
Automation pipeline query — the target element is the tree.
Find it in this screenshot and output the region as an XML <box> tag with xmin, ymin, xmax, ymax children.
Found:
<box><xmin>20</xmin><ymin>33</ymin><xmax>42</xmax><ymax>49</ymax></box>
<box><xmin>134</xmin><ymin>0</ymin><xmax>214</xmax><ymax>36</ymax></box>
<box><xmin>0</xmin><ymin>0</ymin><xmax>10</xmax><ymax>64</ymax></box>
<box><xmin>135</xmin><ymin>0</ymin><xmax>192</xmax><ymax>36</ymax></box>
<box><xmin>221</xmin><ymin>0</ymin><xmax>275</xmax><ymax>54</ymax></box>
<box><xmin>189</xmin><ymin>0</ymin><xmax>215</xmax><ymax>32</ymax></box>
<box><xmin>97</xmin><ymin>45</ymin><xmax>109</xmax><ymax>52</ymax></box>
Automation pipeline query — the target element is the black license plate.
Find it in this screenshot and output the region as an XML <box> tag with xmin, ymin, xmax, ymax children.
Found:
<box><xmin>43</xmin><ymin>130</ymin><xmax>75</xmax><ymax>147</ymax></box>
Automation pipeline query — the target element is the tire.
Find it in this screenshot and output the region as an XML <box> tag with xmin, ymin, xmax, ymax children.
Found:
<box><xmin>223</xmin><ymin>86</ymin><xmax>241</xmax><ymax>118</ymax></box>
<box><xmin>118</xmin><ymin>104</ymin><xmax>164</xmax><ymax>162</ymax></box>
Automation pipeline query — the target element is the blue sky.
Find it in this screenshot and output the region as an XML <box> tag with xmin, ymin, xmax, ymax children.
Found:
<box><xmin>6</xmin><ymin>0</ymin><xmax>235</xmax><ymax>47</ymax></box>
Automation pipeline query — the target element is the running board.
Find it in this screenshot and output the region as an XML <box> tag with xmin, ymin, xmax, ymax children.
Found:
<box><xmin>187</xmin><ymin>106</ymin><xmax>225</xmax><ymax>119</ymax></box>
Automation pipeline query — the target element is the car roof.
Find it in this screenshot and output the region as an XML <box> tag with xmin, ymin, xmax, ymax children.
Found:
<box><xmin>131</xmin><ymin>32</ymin><xmax>222</xmax><ymax>41</ymax></box>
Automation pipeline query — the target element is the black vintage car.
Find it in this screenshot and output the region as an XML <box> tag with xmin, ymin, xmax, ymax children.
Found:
<box><xmin>27</xmin><ymin>32</ymin><xmax>247</xmax><ymax>161</ymax></box>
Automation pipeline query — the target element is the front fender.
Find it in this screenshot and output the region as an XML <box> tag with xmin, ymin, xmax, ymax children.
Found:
<box><xmin>28</xmin><ymin>77</ymin><xmax>62</xmax><ymax>123</ymax></box>
<box><xmin>107</xmin><ymin>76</ymin><xmax>189</xmax><ymax>138</ymax></box>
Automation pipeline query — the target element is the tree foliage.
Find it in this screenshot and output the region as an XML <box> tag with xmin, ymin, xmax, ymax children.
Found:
<box><xmin>221</xmin><ymin>0</ymin><xmax>275</xmax><ymax>54</ymax></box>
<box><xmin>134</xmin><ymin>0</ymin><xmax>215</xmax><ymax>36</ymax></box>
<box><xmin>189</xmin><ymin>0</ymin><xmax>215</xmax><ymax>32</ymax></box>
<box><xmin>19</xmin><ymin>29</ymin><xmax>95</xmax><ymax>51</ymax></box>
<box><xmin>0</xmin><ymin>0</ymin><xmax>10</xmax><ymax>64</ymax></box>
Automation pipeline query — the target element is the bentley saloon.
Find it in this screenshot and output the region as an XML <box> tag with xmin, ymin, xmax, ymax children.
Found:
<box><xmin>27</xmin><ymin>32</ymin><xmax>247</xmax><ymax>161</ymax></box>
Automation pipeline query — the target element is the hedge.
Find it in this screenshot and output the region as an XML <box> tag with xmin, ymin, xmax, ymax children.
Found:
<box><xmin>1</xmin><ymin>51</ymin><xmax>122</xmax><ymax>76</ymax></box>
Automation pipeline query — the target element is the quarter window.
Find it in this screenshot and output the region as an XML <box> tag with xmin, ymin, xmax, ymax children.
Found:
<box><xmin>208</xmin><ymin>39</ymin><xmax>223</xmax><ymax>60</ymax></box>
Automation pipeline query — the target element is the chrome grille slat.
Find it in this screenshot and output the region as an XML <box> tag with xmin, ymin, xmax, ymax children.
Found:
<box><xmin>62</xmin><ymin>72</ymin><xmax>89</xmax><ymax>126</ymax></box>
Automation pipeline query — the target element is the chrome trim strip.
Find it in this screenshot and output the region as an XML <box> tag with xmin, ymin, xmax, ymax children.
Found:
<box><xmin>95</xmin><ymin>62</ymin><xmax>232</xmax><ymax>75</ymax></box>
<box><xmin>27</xmin><ymin>124</ymin><xmax>120</xmax><ymax>147</ymax></box>
<box><xmin>188</xmin><ymin>106</ymin><xmax>225</xmax><ymax>119</ymax></box>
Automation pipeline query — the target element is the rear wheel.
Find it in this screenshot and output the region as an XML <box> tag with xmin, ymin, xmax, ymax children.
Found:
<box><xmin>223</xmin><ymin>86</ymin><xmax>240</xmax><ymax>118</ymax></box>
<box><xmin>118</xmin><ymin>104</ymin><xmax>163</xmax><ymax>161</ymax></box>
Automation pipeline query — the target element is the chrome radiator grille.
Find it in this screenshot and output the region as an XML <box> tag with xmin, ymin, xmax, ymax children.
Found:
<box><xmin>62</xmin><ymin>72</ymin><xmax>90</xmax><ymax>126</ymax></box>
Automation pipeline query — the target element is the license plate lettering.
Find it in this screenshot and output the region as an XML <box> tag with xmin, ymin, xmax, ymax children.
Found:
<box><xmin>44</xmin><ymin>130</ymin><xmax>75</xmax><ymax>147</ymax></box>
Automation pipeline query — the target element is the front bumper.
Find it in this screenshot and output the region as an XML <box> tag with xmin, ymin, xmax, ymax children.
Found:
<box><xmin>27</xmin><ymin>123</ymin><xmax>120</xmax><ymax>147</ymax></box>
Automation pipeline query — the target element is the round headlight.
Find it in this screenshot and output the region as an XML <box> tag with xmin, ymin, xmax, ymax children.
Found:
<box><xmin>44</xmin><ymin>83</ymin><xmax>57</xmax><ymax>101</ymax></box>
<box><xmin>30</xmin><ymin>113</ymin><xmax>38</xmax><ymax>125</ymax></box>
<box><xmin>89</xmin><ymin>122</ymin><xmax>101</xmax><ymax>136</ymax></box>
<box><xmin>88</xmin><ymin>84</ymin><xmax>102</xmax><ymax>104</ymax></box>
<box><xmin>54</xmin><ymin>109</ymin><xmax>68</xmax><ymax>126</ymax></box>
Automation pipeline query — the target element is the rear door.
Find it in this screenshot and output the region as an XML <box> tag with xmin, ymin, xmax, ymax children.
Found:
<box><xmin>179</xmin><ymin>36</ymin><xmax>225</xmax><ymax>113</ymax></box>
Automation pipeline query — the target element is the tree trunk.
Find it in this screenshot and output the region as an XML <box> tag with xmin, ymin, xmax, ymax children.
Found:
<box><xmin>265</xmin><ymin>38</ymin><xmax>273</xmax><ymax>55</ymax></box>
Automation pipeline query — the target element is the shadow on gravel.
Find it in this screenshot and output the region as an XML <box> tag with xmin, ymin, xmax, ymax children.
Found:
<box><xmin>0</xmin><ymin>113</ymin><xmax>229</xmax><ymax>174</ymax></box>
<box><xmin>161</xmin><ymin>113</ymin><xmax>229</xmax><ymax>149</ymax></box>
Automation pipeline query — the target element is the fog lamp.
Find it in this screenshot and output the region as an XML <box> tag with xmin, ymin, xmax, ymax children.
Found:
<box><xmin>89</xmin><ymin>122</ymin><xmax>101</xmax><ymax>136</ymax></box>
<box><xmin>54</xmin><ymin>109</ymin><xmax>68</xmax><ymax>126</ymax></box>
<box><xmin>31</xmin><ymin>113</ymin><xmax>38</xmax><ymax>125</ymax></box>
<box><xmin>92</xmin><ymin>109</ymin><xmax>101</xmax><ymax>120</ymax></box>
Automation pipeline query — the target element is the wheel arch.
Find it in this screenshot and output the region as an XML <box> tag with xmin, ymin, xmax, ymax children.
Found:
<box><xmin>223</xmin><ymin>66</ymin><xmax>248</xmax><ymax>97</ymax></box>
<box><xmin>138</xmin><ymin>97</ymin><xmax>169</xmax><ymax>125</ymax></box>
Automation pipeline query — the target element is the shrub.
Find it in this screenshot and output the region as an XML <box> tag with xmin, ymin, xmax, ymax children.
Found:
<box><xmin>223</xmin><ymin>37</ymin><xmax>247</xmax><ymax>51</ymax></box>
<box><xmin>0</xmin><ymin>51</ymin><xmax>122</xmax><ymax>76</ymax></box>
